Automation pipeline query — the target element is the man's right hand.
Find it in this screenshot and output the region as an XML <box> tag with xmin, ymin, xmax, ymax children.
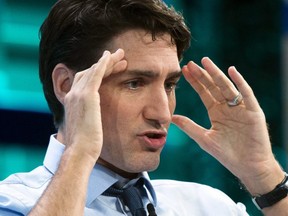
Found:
<box><xmin>29</xmin><ymin>49</ymin><xmax>127</xmax><ymax>216</ymax></box>
<box><xmin>62</xmin><ymin>49</ymin><xmax>127</xmax><ymax>163</ymax></box>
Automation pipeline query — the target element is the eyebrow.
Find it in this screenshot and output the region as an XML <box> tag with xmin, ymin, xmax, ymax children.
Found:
<box><xmin>124</xmin><ymin>69</ymin><xmax>182</xmax><ymax>79</ymax></box>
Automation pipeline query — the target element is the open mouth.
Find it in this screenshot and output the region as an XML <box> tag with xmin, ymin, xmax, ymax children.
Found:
<box><xmin>140</xmin><ymin>131</ymin><xmax>167</xmax><ymax>149</ymax></box>
<box><xmin>145</xmin><ymin>133</ymin><xmax>164</xmax><ymax>139</ymax></box>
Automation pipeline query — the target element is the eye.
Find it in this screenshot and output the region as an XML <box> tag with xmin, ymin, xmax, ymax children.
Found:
<box><xmin>125</xmin><ymin>79</ymin><xmax>144</xmax><ymax>90</ymax></box>
<box><xmin>165</xmin><ymin>81</ymin><xmax>179</xmax><ymax>92</ymax></box>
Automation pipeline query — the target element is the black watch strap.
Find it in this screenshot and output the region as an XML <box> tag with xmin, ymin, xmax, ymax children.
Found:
<box><xmin>252</xmin><ymin>173</ymin><xmax>288</xmax><ymax>210</ymax></box>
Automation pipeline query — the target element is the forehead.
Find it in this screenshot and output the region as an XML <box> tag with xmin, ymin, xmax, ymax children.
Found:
<box><xmin>111</xmin><ymin>29</ymin><xmax>176</xmax><ymax>49</ymax></box>
<box><xmin>109</xmin><ymin>29</ymin><xmax>180</xmax><ymax>72</ymax></box>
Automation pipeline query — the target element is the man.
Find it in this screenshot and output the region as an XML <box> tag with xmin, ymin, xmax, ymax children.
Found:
<box><xmin>0</xmin><ymin>0</ymin><xmax>287</xmax><ymax>215</ymax></box>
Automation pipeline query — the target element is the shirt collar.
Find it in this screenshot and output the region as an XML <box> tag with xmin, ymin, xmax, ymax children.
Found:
<box><xmin>43</xmin><ymin>134</ymin><xmax>157</xmax><ymax>206</ymax></box>
<box><xmin>43</xmin><ymin>134</ymin><xmax>64</xmax><ymax>175</ymax></box>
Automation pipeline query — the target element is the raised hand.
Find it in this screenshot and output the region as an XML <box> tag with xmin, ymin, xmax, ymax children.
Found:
<box><xmin>62</xmin><ymin>49</ymin><xmax>127</xmax><ymax>161</ymax></box>
<box><xmin>172</xmin><ymin>57</ymin><xmax>284</xmax><ymax>195</ymax></box>
<box><xmin>28</xmin><ymin>50</ymin><xmax>127</xmax><ymax>216</ymax></box>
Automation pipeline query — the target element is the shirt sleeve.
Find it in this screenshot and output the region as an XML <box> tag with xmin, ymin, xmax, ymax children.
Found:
<box><xmin>0</xmin><ymin>190</ymin><xmax>32</xmax><ymax>215</ymax></box>
<box><xmin>0</xmin><ymin>208</ymin><xmax>24</xmax><ymax>216</ymax></box>
<box><xmin>0</xmin><ymin>167</ymin><xmax>51</xmax><ymax>216</ymax></box>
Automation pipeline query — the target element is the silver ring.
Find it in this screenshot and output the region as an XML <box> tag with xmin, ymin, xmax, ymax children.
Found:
<box><xmin>227</xmin><ymin>92</ymin><xmax>243</xmax><ymax>106</ymax></box>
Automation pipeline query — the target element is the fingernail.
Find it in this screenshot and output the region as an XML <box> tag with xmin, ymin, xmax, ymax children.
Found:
<box><xmin>231</xmin><ymin>66</ymin><xmax>238</xmax><ymax>72</ymax></box>
<box><xmin>103</xmin><ymin>50</ymin><xmax>110</xmax><ymax>56</ymax></box>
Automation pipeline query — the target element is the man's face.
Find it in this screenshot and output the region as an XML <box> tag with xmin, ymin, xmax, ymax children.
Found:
<box><xmin>98</xmin><ymin>30</ymin><xmax>181</xmax><ymax>177</ymax></box>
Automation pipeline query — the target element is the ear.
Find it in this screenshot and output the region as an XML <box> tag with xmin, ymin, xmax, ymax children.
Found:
<box><xmin>52</xmin><ymin>63</ymin><xmax>74</xmax><ymax>105</ymax></box>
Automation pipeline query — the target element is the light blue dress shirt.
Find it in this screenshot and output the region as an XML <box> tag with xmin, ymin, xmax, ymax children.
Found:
<box><xmin>0</xmin><ymin>135</ymin><xmax>249</xmax><ymax>215</ymax></box>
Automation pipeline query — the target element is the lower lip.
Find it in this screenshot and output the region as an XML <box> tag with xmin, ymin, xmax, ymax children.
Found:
<box><xmin>139</xmin><ymin>136</ymin><xmax>167</xmax><ymax>150</ymax></box>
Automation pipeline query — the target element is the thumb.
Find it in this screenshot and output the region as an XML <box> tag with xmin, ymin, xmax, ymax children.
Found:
<box><xmin>172</xmin><ymin>114</ymin><xmax>207</xmax><ymax>145</ymax></box>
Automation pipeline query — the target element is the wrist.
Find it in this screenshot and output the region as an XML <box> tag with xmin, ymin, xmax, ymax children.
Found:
<box><xmin>58</xmin><ymin>129</ymin><xmax>103</xmax><ymax>163</ymax></box>
<box><xmin>252</xmin><ymin>172</ymin><xmax>288</xmax><ymax>210</ymax></box>
<box><xmin>61</xmin><ymin>146</ymin><xmax>97</xmax><ymax>174</ymax></box>
<box><xmin>240</xmin><ymin>161</ymin><xmax>284</xmax><ymax>196</ymax></box>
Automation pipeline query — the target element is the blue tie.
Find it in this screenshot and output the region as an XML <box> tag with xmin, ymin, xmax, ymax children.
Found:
<box><xmin>103</xmin><ymin>178</ymin><xmax>147</xmax><ymax>216</ymax></box>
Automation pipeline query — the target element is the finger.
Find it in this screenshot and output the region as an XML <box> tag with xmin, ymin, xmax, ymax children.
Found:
<box><xmin>102</xmin><ymin>48</ymin><xmax>127</xmax><ymax>78</ymax></box>
<box><xmin>201</xmin><ymin>57</ymin><xmax>239</xmax><ymax>101</ymax></box>
<box><xmin>182</xmin><ymin>64</ymin><xmax>214</xmax><ymax>110</ymax></box>
<box><xmin>70</xmin><ymin>51</ymin><xmax>111</xmax><ymax>88</ymax></box>
<box><xmin>185</xmin><ymin>61</ymin><xmax>226</xmax><ymax>103</ymax></box>
<box><xmin>91</xmin><ymin>49</ymin><xmax>126</xmax><ymax>82</ymax></box>
<box><xmin>228</xmin><ymin>66</ymin><xmax>260</xmax><ymax>111</ymax></box>
<box><xmin>73</xmin><ymin>49</ymin><xmax>126</xmax><ymax>89</ymax></box>
<box><xmin>172</xmin><ymin>115</ymin><xmax>208</xmax><ymax>148</ymax></box>
<box><xmin>183</xmin><ymin>62</ymin><xmax>222</xmax><ymax>110</ymax></box>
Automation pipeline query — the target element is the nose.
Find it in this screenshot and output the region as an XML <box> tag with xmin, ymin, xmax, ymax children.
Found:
<box><xmin>143</xmin><ymin>87</ymin><xmax>174</xmax><ymax>126</ymax></box>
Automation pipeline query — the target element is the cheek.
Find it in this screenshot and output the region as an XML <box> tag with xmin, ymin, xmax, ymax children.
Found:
<box><xmin>100</xmin><ymin>95</ymin><xmax>137</xmax><ymax>130</ymax></box>
<box><xmin>169</xmin><ymin>94</ymin><xmax>176</xmax><ymax>113</ymax></box>
<box><xmin>99</xmin><ymin>96</ymin><xmax>119</xmax><ymax>132</ymax></box>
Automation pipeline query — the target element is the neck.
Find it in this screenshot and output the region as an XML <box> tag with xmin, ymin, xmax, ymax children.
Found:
<box><xmin>97</xmin><ymin>158</ymin><xmax>139</xmax><ymax>179</ymax></box>
<box><xmin>55</xmin><ymin>131</ymin><xmax>140</xmax><ymax>179</ymax></box>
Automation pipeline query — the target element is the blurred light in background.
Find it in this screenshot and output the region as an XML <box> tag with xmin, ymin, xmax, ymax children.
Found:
<box><xmin>283</xmin><ymin>0</ymin><xmax>288</xmax><ymax>158</ymax></box>
<box><xmin>0</xmin><ymin>0</ymin><xmax>50</xmax><ymax>112</ymax></box>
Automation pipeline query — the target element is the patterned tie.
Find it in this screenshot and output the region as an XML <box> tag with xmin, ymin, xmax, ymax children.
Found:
<box><xmin>103</xmin><ymin>178</ymin><xmax>147</xmax><ymax>216</ymax></box>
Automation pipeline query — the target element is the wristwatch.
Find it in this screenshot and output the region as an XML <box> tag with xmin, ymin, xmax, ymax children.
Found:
<box><xmin>252</xmin><ymin>172</ymin><xmax>288</xmax><ymax>210</ymax></box>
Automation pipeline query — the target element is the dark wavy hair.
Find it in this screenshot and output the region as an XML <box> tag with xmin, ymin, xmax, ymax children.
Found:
<box><xmin>39</xmin><ymin>0</ymin><xmax>191</xmax><ymax>128</ymax></box>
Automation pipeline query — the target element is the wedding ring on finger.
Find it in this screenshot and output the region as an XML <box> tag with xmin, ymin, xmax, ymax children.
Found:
<box><xmin>227</xmin><ymin>92</ymin><xmax>243</xmax><ymax>107</ymax></box>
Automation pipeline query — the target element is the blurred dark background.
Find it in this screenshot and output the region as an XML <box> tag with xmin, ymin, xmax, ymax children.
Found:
<box><xmin>0</xmin><ymin>0</ymin><xmax>286</xmax><ymax>215</ymax></box>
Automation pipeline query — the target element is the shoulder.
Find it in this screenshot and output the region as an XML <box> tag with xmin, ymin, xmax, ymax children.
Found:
<box><xmin>151</xmin><ymin>179</ymin><xmax>223</xmax><ymax>192</ymax></box>
<box><xmin>0</xmin><ymin>166</ymin><xmax>52</xmax><ymax>215</ymax></box>
<box><xmin>151</xmin><ymin>179</ymin><xmax>230</xmax><ymax>199</ymax></box>
<box><xmin>150</xmin><ymin>179</ymin><xmax>248</xmax><ymax>215</ymax></box>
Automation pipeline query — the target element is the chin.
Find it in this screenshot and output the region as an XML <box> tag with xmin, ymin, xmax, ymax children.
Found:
<box><xmin>128</xmin><ymin>158</ymin><xmax>160</xmax><ymax>173</ymax></box>
<box><xmin>99</xmin><ymin>153</ymin><xmax>160</xmax><ymax>177</ymax></box>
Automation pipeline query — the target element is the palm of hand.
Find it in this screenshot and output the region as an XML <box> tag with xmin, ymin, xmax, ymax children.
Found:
<box><xmin>172</xmin><ymin>58</ymin><xmax>274</xmax><ymax>181</ymax></box>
